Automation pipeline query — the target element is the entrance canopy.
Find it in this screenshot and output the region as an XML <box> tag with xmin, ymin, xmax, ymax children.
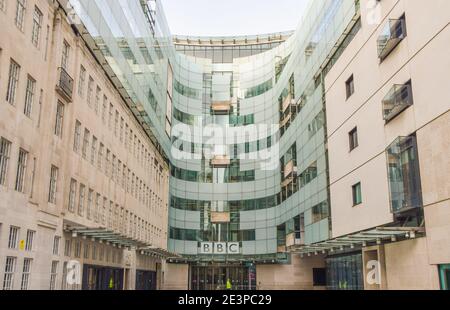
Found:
<box><xmin>64</xmin><ymin>223</ymin><xmax>148</xmax><ymax>249</ymax></box>
<box><xmin>64</xmin><ymin>222</ymin><xmax>179</xmax><ymax>259</ymax></box>
<box><xmin>288</xmin><ymin>227</ymin><xmax>425</xmax><ymax>256</ymax></box>
<box><xmin>139</xmin><ymin>247</ymin><xmax>180</xmax><ymax>259</ymax></box>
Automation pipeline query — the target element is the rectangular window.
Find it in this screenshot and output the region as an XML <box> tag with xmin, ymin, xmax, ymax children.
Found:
<box><xmin>124</xmin><ymin>124</ymin><xmax>129</xmax><ymax>148</ymax></box>
<box><xmin>349</xmin><ymin>127</ymin><xmax>358</xmax><ymax>151</ymax></box>
<box><xmin>95</xmin><ymin>86</ymin><xmax>101</xmax><ymax>113</ymax></box>
<box><xmin>122</xmin><ymin>165</ymin><xmax>126</xmax><ymax>189</ymax></box>
<box><xmin>49</xmin><ymin>261</ymin><xmax>58</xmax><ymax>290</ymax></box>
<box><xmin>78</xmin><ymin>183</ymin><xmax>85</xmax><ymax>216</ymax></box>
<box><xmin>82</xmin><ymin>128</ymin><xmax>90</xmax><ymax>159</ymax></box>
<box><xmin>64</xmin><ymin>239</ymin><xmax>71</xmax><ymax>256</ymax></box>
<box><xmin>312</xmin><ymin>202</ymin><xmax>329</xmax><ymax>224</ymax></box>
<box><xmin>87</xmin><ymin>189</ymin><xmax>93</xmax><ymax>220</ymax></box>
<box><xmin>78</xmin><ymin>65</ymin><xmax>86</xmax><ymax>97</ymax></box>
<box><xmin>3</xmin><ymin>257</ymin><xmax>17</xmax><ymax>290</ymax></box>
<box><xmin>87</xmin><ymin>76</ymin><xmax>94</xmax><ymax>107</ymax></box>
<box><xmin>95</xmin><ymin>193</ymin><xmax>101</xmax><ymax>223</ymax></box>
<box><xmin>6</xmin><ymin>59</ymin><xmax>21</xmax><ymax>105</ymax></box>
<box><xmin>68</xmin><ymin>178</ymin><xmax>77</xmax><ymax>212</ymax></box>
<box><xmin>31</xmin><ymin>6</ymin><xmax>43</xmax><ymax>47</ymax></box>
<box><xmin>111</xmin><ymin>155</ymin><xmax>116</xmax><ymax>181</ymax></box>
<box><xmin>105</xmin><ymin>149</ymin><xmax>110</xmax><ymax>176</ymax></box>
<box><xmin>120</xmin><ymin>118</ymin><xmax>124</xmax><ymax>142</ymax></box>
<box><xmin>61</xmin><ymin>40</ymin><xmax>70</xmax><ymax>71</ymax></box>
<box><xmin>91</xmin><ymin>244</ymin><xmax>97</xmax><ymax>260</ymax></box>
<box><xmin>0</xmin><ymin>138</ymin><xmax>12</xmax><ymax>185</ymax></box>
<box><xmin>299</xmin><ymin>162</ymin><xmax>318</xmax><ymax>188</ymax></box>
<box><xmin>61</xmin><ymin>262</ymin><xmax>68</xmax><ymax>290</ymax></box>
<box><xmin>48</xmin><ymin>165</ymin><xmax>58</xmax><ymax>204</ymax></box>
<box><xmin>20</xmin><ymin>258</ymin><xmax>32</xmax><ymax>290</ymax></box>
<box><xmin>52</xmin><ymin>236</ymin><xmax>60</xmax><ymax>255</ymax></box>
<box><xmin>99</xmin><ymin>246</ymin><xmax>104</xmax><ymax>261</ymax></box>
<box><xmin>74</xmin><ymin>241</ymin><xmax>81</xmax><ymax>258</ymax></box>
<box><xmin>114</xmin><ymin>110</ymin><xmax>119</xmax><ymax>136</ymax></box>
<box><xmin>117</xmin><ymin>160</ymin><xmax>122</xmax><ymax>185</ymax></box>
<box><xmin>25</xmin><ymin>229</ymin><xmax>35</xmax><ymax>251</ymax></box>
<box><xmin>15</xmin><ymin>0</ymin><xmax>26</xmax><ymax>31</ymax></box>
<box><xmin>97</xmin><ymin>143</ymin><xmax>104</xmax><ymax>170</ymax></box>
<box><xmin>8</xmin><ymin>226</ymin><xmax>20</xmax><ymax>249</ymax></box>
<box><xmin>346</xmin><ymin>74</ymin><xmax>354</xmax><ymax>99</ymax></box>
<box><xmin>108</xmin><ymin>103</ymin><xmax>113</xmax><ymax>130</ymax></box>
<box><xmin>15</xmin><ymin>148</ymin><xmax>28</xmax><ymax>192</ymax></box>
<box><xmin>90</xmin><ymin>136</ymin><xmax>97</xmax><ymax>165</ymax></box>
<box><xmin>73</xmin><ymin>120</ymin><xmax>81</xmax><ymax>152</ymax></box>
<box><xmin>102</xmin><ymin>197</ymin><xmax>107</xmax><ymax>225</ymax></box>
<box><xmin>24</xmin><ymin>75</ymin><xmax>36</xmax><ymax>117</ymax></box>
<box><xmin>352</xmin><ymin>182</ymin><xmax>362</xmax><ymax>206</ymax></box>
<box><xmin>83</xmin><ymin>243</ymin><xmax>89</xmax><ymax>259</ymax></box>
<box><xmin>54</xmin><ymin>101</ymin><xmax>64</xmax><ymax>137</ymax></box>
<box><xmin>102</xmin><ymin>96</ymin><xmax>107</xmax><ymax>123</ymax></box>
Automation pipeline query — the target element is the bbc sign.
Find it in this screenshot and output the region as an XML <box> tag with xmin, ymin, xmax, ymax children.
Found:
<box><xmin>199</xmin><ymin>242</ymin><xmax>240</xmax><ymax>255</ymax></box>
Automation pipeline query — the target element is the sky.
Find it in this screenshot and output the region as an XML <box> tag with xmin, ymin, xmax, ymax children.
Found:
<box><xmin>161</xmin><ymin>0</ymin><xmax>311</xmax><ymax>37</ymax></box>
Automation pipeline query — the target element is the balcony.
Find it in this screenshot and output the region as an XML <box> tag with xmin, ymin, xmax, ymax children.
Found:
<box><xmin>286</xmin><ymin>232</ymin><xmax>304</xmax><ymax>247</ymax></box>
<box><xmin>386</xmin><ymin>136</ymin><xmax>423</xmax><ymax>213</ymax></box>
<box><xmin>210</xmin><ymin>212</ymin><xmax>231</xmax><ymax>223</ymax></box>
<box><xmin>277</xmin><ymin>245</ymin><xmax>287</xmax><ymax>253</ymax></box>
<box><xmin>281</xmin><ymin>175</ymin><xmax>296</xmax><ymax>188</ymax></box>
<box><xmin>211</xmin><ymin>101</ymin><xmax>232</xmax><ymax>115</ymax></box>
<box><xmin>279</xmin><ymin>112</ymin><xmax>291</xmax><ymax>128</ymax></box>
<box><xmin>281</xmin><ymin>93</ymin><xmax>295</xmax><ymax>113</ymax></box>
<box><xmin>211</xmin><ymin>155</ymin><xmax>231</xmax><ymax>167</ymax></box>
<box><xmin>55</xmin><ymin>67</ymin><xmax>74</xmax><ymax>102</ymax></box>
<box><xmin>383</xmin><ymin>82</ymin><xmax>413</xmax><ymax>122</ymax></box>
<box><xmin>283</xmin><ymin>160</ymin><xmax>298</xmax><ymax>179</ymax></box>
<box><xmin>377</xmin><ymin>17</ymin><xmax>406</xmax><ymax>61</ymax></box>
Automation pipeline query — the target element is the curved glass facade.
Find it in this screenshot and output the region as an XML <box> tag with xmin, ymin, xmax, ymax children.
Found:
<box><xmin>71</xmin><ymin>0</ymin><xmax>361</xmax><ymax>263</ymax></box>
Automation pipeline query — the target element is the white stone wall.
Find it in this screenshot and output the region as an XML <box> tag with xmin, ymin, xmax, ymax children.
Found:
<box><xmin>0</xmin><ymin>0</ymin><xmax>169</xmax><ymax>290</ymax></box>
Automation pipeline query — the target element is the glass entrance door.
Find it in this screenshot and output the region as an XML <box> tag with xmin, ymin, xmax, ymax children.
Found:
<box><xmin>190</xmin><ymin>265</ymin><xmax>256</xmax><ymax>291</ymax></box>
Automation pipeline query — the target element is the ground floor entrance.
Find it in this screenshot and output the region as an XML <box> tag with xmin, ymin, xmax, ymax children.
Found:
<box><xmin>82</xmin><ymin>264</ymin><xmax>124</xmax><ymax>290</ymax></box>
<box><xmin>326</xmin><ymin>252</ymin><xmax>364</xmax><ymax>290</ymax></box>
<box><xmin>136</xmin><ymin>270</ymin><xmax>157</xmax><ymax>290</ymax></box>
<box><xmin>189</xmin><ymin>264</ymin><xmax>256</xmax><ymax>290</ymax></box>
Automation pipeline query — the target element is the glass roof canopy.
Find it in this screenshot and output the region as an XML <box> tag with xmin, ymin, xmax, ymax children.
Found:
<box><xmin>64</xmin><ymin>222</ymin><xmax>180</xmax><ymax>259</ymax></box>
<box><xmin>173</xmin><ymin>31</ymin><xmax>294</xmax><ymax>47</ymax></box>
<box><xmin>289</xmin><ymin>227</ymin><xmax>426</xmax><ymax>256</ymax></box>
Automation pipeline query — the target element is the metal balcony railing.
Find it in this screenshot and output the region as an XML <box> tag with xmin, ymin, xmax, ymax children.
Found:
<box><xmin>211</xmin><ymin>101</ymin><xmax>232</xmax><ymax>115</ymax></box>
<box><xmin>382</xmin><ymin>82</ymin><xmax>413</xmax><ymax>122</ymax></box>
<box><xmin>211</xmin><ymin>155</ymin><xmax>231</xmax><ymax>167</ymax></box>
<box><xmin>283</xmin><ymin>160</ymin><xmax>298</xmax><ymax>179</ymax></box>
<box><xmin>56</xmin><ymin>67</ymin><xmax>74</xmax><ymax>102</ymax></box>
<box><xmin>377</xmin><ymin>17</ymin><xmax>406</xmax><ymax>61</ymax></box>
<box><xmin>281</xmin><ymin>93</ymin><xmax>295</xmax><ymax>113</ymax></box>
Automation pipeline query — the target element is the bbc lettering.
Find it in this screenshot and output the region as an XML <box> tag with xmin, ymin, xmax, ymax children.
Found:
<box><xmin>199</xmin><ymin>242</ymin><xmax>240</xmax><ymax>255</ymax></box>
